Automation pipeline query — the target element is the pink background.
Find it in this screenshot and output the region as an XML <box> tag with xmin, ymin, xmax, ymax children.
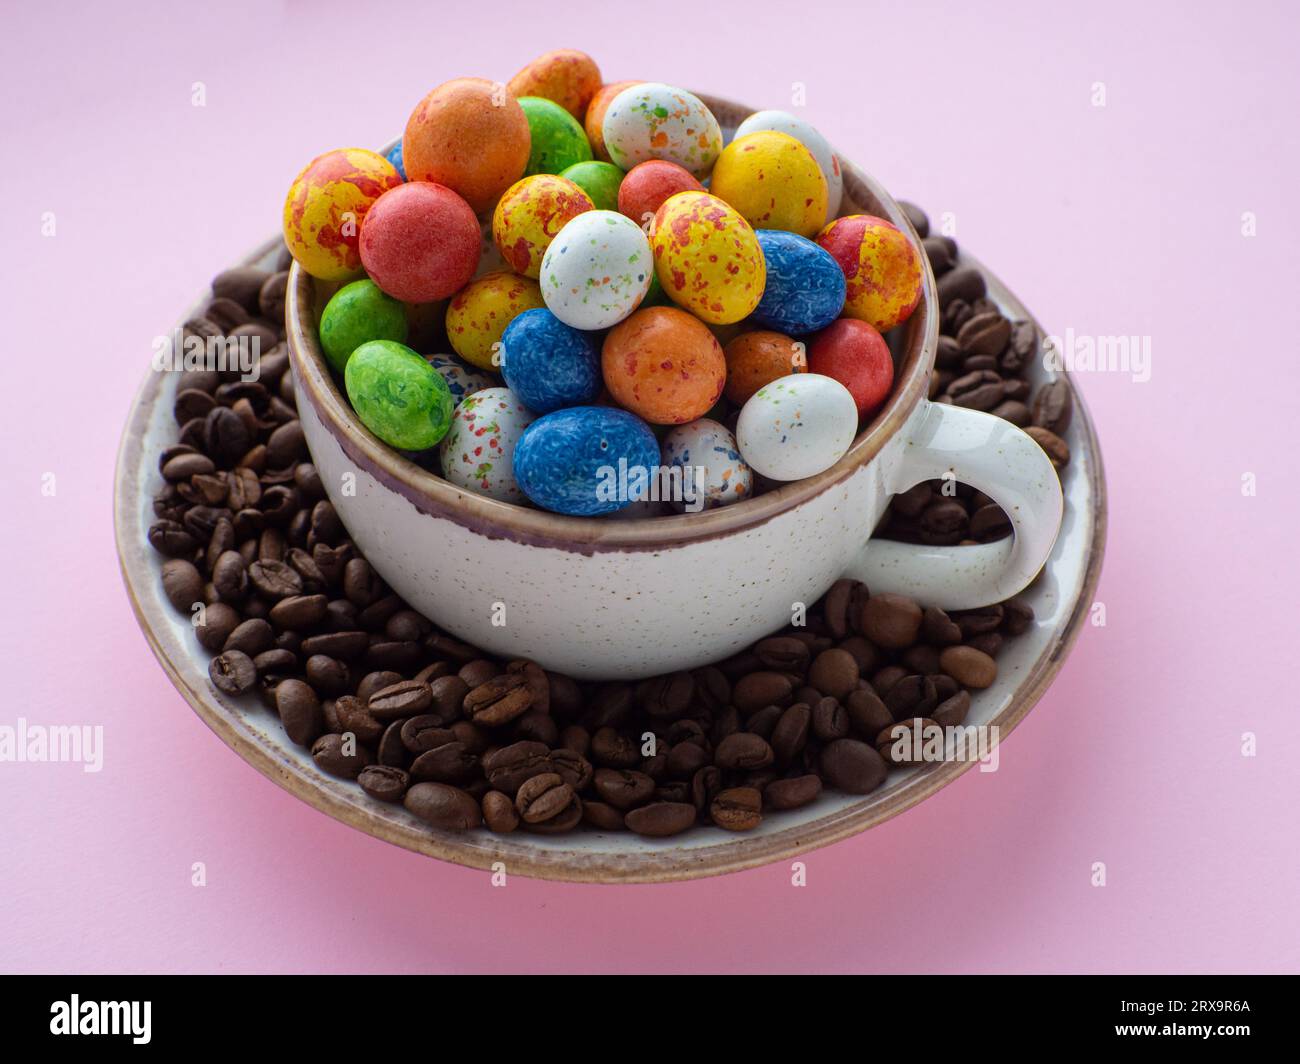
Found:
<box><xmin>3</xmin><ymin>0</ymin><xmax>1297</xmax><ymax>973</ymax></box>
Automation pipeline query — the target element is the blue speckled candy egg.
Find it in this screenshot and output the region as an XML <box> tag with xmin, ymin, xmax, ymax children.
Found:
<box><xmin>425</xmin><ymin>354</ymin><xmax>497</xmax><ymax>405</ymax></box>
<box><xmin>500</xmin><ymin>308</ymin><xmax>601</xmax><ymax>414</ymax></box>
<box><xmin>513</xmin><ymin>406</ymin><xmax>660</xmax><ymax>515</ymax></box>
<box><xmin>385</xmin><ymin>140</ymin><xmax>407</xmax><ymax>181</ymax></box>
<box><xmin>660</xmin><ymin>418</ymin><xmax>753</xmax><ymax>512</ymax></box>
<box><xmin>736</xmin><ymin>373</ymin><xmax>858</xmax><ymax>481</ymax></box>
<box><xmin>750</xmin><ymin>230</ymin><xmax>846</xmax><ymax>335</ymax></box>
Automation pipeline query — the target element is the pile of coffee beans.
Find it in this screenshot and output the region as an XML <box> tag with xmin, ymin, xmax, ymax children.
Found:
<box><xmin>149</xmin><ymin>233</ymin><xmax>1039</xmax><ymax>838</ymax></box>
<box><xmin>876</xmin><ymin>202</ymin><xmax>1071</xmax><ymax>547</ymax></box>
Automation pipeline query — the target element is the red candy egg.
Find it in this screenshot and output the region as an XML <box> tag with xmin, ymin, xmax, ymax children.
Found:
<box><xmin>808</xmin><ymin>319</ymin><xmax>895</xmax><ymax>416</ymax></box>
<box><xmin>359</xmin><ymin>182</ymin><xmax>480</xmax><ymax>303</ymax></box>
<box><xmin>617</xmin><ymin>160</ymin><xmax>703</xmax><ymax>228</ymax></box>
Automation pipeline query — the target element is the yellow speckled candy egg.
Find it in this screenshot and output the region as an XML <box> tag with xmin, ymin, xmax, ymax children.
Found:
<box><xmin>651</xmin><ymin>191</ymin><xmax>766</xmax><ymax>325</ymax></box>
<box><xmin>602</xmin><ymin>83</ymin><xmax>722</xmax><ymax>177</ymax></box>
<box><xmin>445</xmin><ymin>271</ymin><xmax>545</xmax><ymax>370</ymax></box>
<box><xmin>492</xmin><ymin>174</ymin><xmax>594</xmax><ymax>279</ymax></box>
<box><xmin>282</xmin><ymin>148</ymin><xmax>402</xmax><ymax>280</ymax></box>
<box><xmin>710</xmin><ymin>131</ymin><xmax>828</xmax><ymax>239</ymax></box>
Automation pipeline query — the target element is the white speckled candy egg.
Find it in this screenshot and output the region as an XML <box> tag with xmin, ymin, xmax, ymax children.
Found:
<box><xmin>660</xmin><ymin>418</ymin><xmax>752</xmax><ymax>511</ymax></box>
<box><xmin>540</xmin><ymin>210</ymin><xmax>653</xmax><ymax>330</ymax></box>
<box><xmin>425</xmin><ymin>354</ymin><xmax>497</xmax><ymax>405</ymax></box>
<box><xmin>735</xmin><ymin>373</ymin><xmax>858</xmax><ymax>481</ymax></box>
<box><xmin>438</xmin><ymin>386</ymin><xmax>535</xmax><ymax>503</ymax></box>
<box><xmin>602</xmin><ymin>83</ymin><xmax>723</xmax><ymax>177</ymax></box>
<box><xmin>734</xmin><ymin>110</ymin><xmax>843</xmax><ymax>224</ymax></box>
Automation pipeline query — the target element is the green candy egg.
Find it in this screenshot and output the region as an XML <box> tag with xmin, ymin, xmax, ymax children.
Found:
<box><xmin>559</xmin><ymin>160</ymin><xmax>623</xmax><ymax>212</ymax></box>
<box><xmin>319</xmin><ymin>279</ymin><xmax>408</xmax><ymax>374</ymax></box>
<box><xmin>519</xmin><ymin>96</ymin><xmax>592</xmax><ymax>175</ymax></box>
<box><xmin>344</xmin><ymin>340</ymin><xmax>453</xmax><ymax>451</ymax></box>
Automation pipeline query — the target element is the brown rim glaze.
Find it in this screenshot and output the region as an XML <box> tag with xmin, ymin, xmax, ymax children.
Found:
<box><xmin>284</xmin><ymin>93</ymin><xmax>940</xmax><ymax>551</ymax></box>
<box><xmin>115</xmin><ymin>230</ymin><xmax>1107</xmax><ymax>884</ymax></box>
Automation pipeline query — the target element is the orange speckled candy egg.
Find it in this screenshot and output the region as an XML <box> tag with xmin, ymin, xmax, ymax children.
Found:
<box><xmin>445</xmin><ymin>271</ymin><xmax>545</xmax><ymax>370</ymax></box>
<box><xmin>282</xmin><ymin>149</ymin><xmax>402</xmax><ymax>281</ymax></box>
<box><xmin>724</xmin><ymin>329</ymin><xmax>806</xmax><ymax>404</ymax></box>
<box><xmin>584</xmin><ymin>80</ymin><xmax>641</xmax><ymax>162</ymax></box>
<box><xmin>492</xmin><ymin>174</ymin><xmax>593</xmax><ymax>279</ymax></box>
<box><xmin>602</xmin><ymin>306</ymin><xmax>726</xmax><ymax>424</ymax></box>
<box><xmin>508</xmin><ymin>49</ymin><xmax>602</xmax><ymax>120</ymax></box>
<box><xmin>403</xmin><ymin>78</ymin><xmax>531</xmax><ymax>216</ymax></box>
<box><xmin>815</xmin><ymin>215</ymin><xmax>924</xmax><ymax>331</ymax></box>
<box><xmin>709</xmin><ymin>131</ymin><xmax>828</xmax><ymax>238</ymax></box>
<box><xmin>651</xmin><ymin>191</ymin><xmax>766</xmax><ymax>325</ymax></box>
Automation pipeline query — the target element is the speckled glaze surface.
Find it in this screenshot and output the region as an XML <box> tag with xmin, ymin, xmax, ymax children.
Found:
<box><xmin>286</xmin><ymin>94</ymin><xmax>1063</xmax><ymax>680</ymax></box>
<box><xmin>116</xmin><ymin>230</ymin><xmax>1105</xmax><ymax>884</ymax></box>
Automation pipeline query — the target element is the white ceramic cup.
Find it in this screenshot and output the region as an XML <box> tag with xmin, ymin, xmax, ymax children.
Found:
<box><xmin>286</xmin><ymin>110</ymin><xmax>1062</xmax><ymax>681</ymax></box>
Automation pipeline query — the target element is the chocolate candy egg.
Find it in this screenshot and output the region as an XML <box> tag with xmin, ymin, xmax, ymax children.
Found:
<box><xmin>445</xmin><ymin>271</ymin><xmax>545</xmax><ymax>370</ymax></box>
<box><xmin>602</xmin><ymin>306</ymin><xmax>726</xmax><ymax>424</ymax></box>
<box><xmin>808</xmin><ymin>318</ymin><xmax>895</xmax><ymax>416</ymax></box>
<box><xmin>734</xmin><ymin>110</ymin><xmax>844</xmax><ymax>224</ymax></box>
<box><xmin>319</xmin><ymin>279</ymin><xmax>409</xmax><ymax>373</ymax></box>
<box><xmin>513</xmin><ymin>406</ymin><xmax>660</xmax><ymax>516</ymax></box>
<box><xmin>282</xmin><ymin>148</ymin><xmax>403</xmax><ymax>281</ymax></box>
<box><xmin>617</xmin><ymin>160</ymin><xmax>703</xmax><ymax>227</ymax></box>
<box><xmin>723</xmin><ymin>329</ymin><xmax>805</xmax><ymax>405</ymax></box>
<box><xmin>402</xmin><ymin>78</ymin><xmax>531</xmax><ymax>216</ymax></box>
<box><xmin>660</xmin><ymin>418</ymin><xmax>752</xmax><ymax>511</ymax></box>
<box><xmin>559</xmin><ymin>160</ymin><xmax>623</xmax><ymax>212</ymax></box>
<box><xmin>540</xmin><ymin>210</ymin><xmax>653</xmax><ymax>330</ymax></box>
<box><xmin>651</xmin><ymin>191</ymin><xmax>766</xmax><ymax>325</ymax></box>
<box><xmin>709</xmin><ymin>131</ymin><xmax>828</xmax><ymax>238</ymax></box>
<box><xmin>602</xmin><ymin>83</ymin><xmax>722</xmax><ymax>177</ymax></box>
<box><xmin>425</xmin><ymin>354</ymin><xmax>496</xmax><ymax>405</ymax></box>
<box><xmin>751</xmin><ymin>230</ymin><xmax>846</xmax><ymax>335</ymax></box>
<box><xmin>736</xmin><ymin>373</ymin><xmax>858</xmax><ymax>481</ymax></box>
<box><xmin>359</xmin><ymin>182</ymin><xmax>480</xmax><ymax>303</ymax></box>
<box><xmin>519</xmin><ymin>97</ymin><xmax>593</xmax><ymax>176</ymax></box>
<box><xmin>508</xmin><ymin>49</ymin><xmax>602</xmax><ymax>120</ymax></box>
<box><xmin>438</xmin><ymin>386</ymin><xmax>535</xmax><ymax>504</ymax></box>
<box><xmin>816</xmin><ymin>215</ymin><xmax>923</xmax><ymax>331</ymax></box>
<box><xmin>501</xmin><ymin>309</ymin><xmax>601</xmax><ymax>413</ymax></box>
<box><xmin>585</xmin><ymin>80</ymin><xmax>641</xmax><ymax>162</ymax></box>
<box><xmin>492</xmin><ymin>174</ymin><xmax>594</xmax><ymax>279</ymax></box>
<box><xmin>344</xmin><ymin>340</ymin><xmax>454</xmax><ymax>451</ymax></box>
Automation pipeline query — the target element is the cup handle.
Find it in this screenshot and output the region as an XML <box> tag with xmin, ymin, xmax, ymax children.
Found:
<box><xmin>844</xmin><ymin>400</ymin><xmax>1064</xmax><ymax>610</ymax></box>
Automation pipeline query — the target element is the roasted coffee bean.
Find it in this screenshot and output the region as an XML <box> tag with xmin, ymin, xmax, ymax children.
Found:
<box><xmin>625</xmin><ymin>801</ymin><xmax>697</xmax><ymax>837</ymax></box>
<box><xmin>732</xmin><ymin>671</ymin><xmax>795</xmax><ymax>714</ymax></box>
<box><xmin>162</xmin><ymin>451</ymin><xmax>216</xmax><ymax>481</ymax></box>
<box><xmin>259</xmin><ymin>271</ymin><xmax>289</xmax><ymax>322</ymax></box>
<box><xmin>300</xmin><ymin>630</ymin><xmax>368</xmax><ymax>660</ymax></box>
<box><xmin>209</xmin><ymin>650</ymin><xmax>257</xmax><ymax>695</ymax></box>
<box><xmin>195</xmin><ymin>602</ymin><xmax>241</xmax><ymax>652</ymax></box>
<box><xmin>376</xmin><ymin>720</ymin><xmax>409</xmax><ymax>767</ymax></box>
<box><xmin>404</xmin><ymin>782</ymin><xmax>481</xmax><ymax>830</ymax></box>
<box><xmin>559</xmin><ymin>724</ymin><xmax>590</xmax><ymax>757</ymax></box>
<box><xmin>276</xmin><ymin>679</ymin><xmax>323</xmax><ymax>747</ymax></box>
<box><xmin>1003</xmin><ymin>598</ymin><xmax>1034</xmax><ymax>636</ymax></box>
<box><xmin>970</xmin><ymin>503</ymin><xmax>1013</xmax><ymax>541</ymax></box>
<box><xmin>715</xmin><ymin>732</ymin><xmax>774</xmax><ymax>771</ymax></box>
<box><xmin>765</xmin><ymin>774</ymin><xmax>823</xmax><ymax>811</ymax></box>
<box><xmin>921</xmin><ymin>606</ymin><xmax>962</xmax><ymax>645</ymax></box>
<box><xmin>547</xmin><ymin>747</ymin><xmax>592</xmax><ymax>790</ymax></box>
<box><xmin>753</xmin><ymin>635</ymin><xmax>810</xmax><ymax>673</ymax></box>
<box><xmin>512</xmin><ymin>709</ymin><xmax>558</xmax><ymax>746</ymax></box>
<box><xmin>427</xmin><ymin>675</ymin><xmax>470</xmax><ymax>722</ymax></box>
<box><xmin>464</xmin><ymin>672</ymin><xmax>532</xmax><ymax>726</ymax></box>
<box><xmin>310</xmin><ymin>733</ymin><xmax>372</xmax><ymax>779</ymax></box>
<box><xmin>223</xmin><ymin>618</ymin><xmax>274</xmax><ymax>656</ymax></box>
<box><xmin>637</xmin><ymin>671</ymin><xmax>694</xmax><ymax>719</ymax></box>
<box><xmin>410</xmin><ymin>742</ymin><xmax>479</xmax><ymax>785</ymax></box>
<box><xmin>884</xmin><ymin>674</ymin><xmax>939</xmax><ymax>720</ymax></box>
<box><xmin>1031</xmin><ymin>378</ymin><xmax>1073</xmax><ymax>434</ymax></box>
<box><xmin>968</xmin><ymin>632</ymin><xmax>1003</xmax><ymax>658</ymax></box>
<box><xmin>932</xmin><ymin>690</ymin><xmax>972</xmax><ymax>727</ymax></box>
<box><xmin>203</xmin><ymin>406</ymin><xmax>252</xmax><ymax>466</ymax></box>
<box><xmin>808</xmin><ymin>648</ymin><xmax>859</xmax><ymax>699</ymax></box>
<box><xmin>918</xmin><ymin>499</ymin><xmax>969</xmax><ymax>545</ymax></box>
<box><xmin>458</xmin><ymin>658</ymin><xmax>501</xmax><ymax>688</ymax></box>
<box><xmin>956</xmin><ymin>311</ymin><xmax>1011</xmax><ymax>357</ymax></box>
<box><xmin>331</xmin><ymin>695</ymin><xmax>383</xmax><ymax>743</ymax></box>
<box><xmin>953</xmin><ymin>605</ymin><xmax>1003</xmax><ymax>637</ymax></box>
<box><xmin>384</xmin><ymin>609</ymin><xmax>430</xmax><ymax>643</ymax></box>
<box><xmin>247</xmin><ymin>559</ymin><xmax>303</xmax><ymax>600</ymax></box>
<box><xmin>937</xmin><ymin>265</ymin><xmax>985</xmax><ymax>306</ymax></box>
<box><xmin>820</xmin><ymin>739</ymin><xmax>887</xmax><ymax>794</ymax></box>
<box><xmin>710</xmin><ymin>787</ymin><xmax>762</xmax><ymax>831</ymax></box>
<box><xmin>947</xmin><ymin>369</ymin><xmax>1005</xmax><ymax>411</ymax></box>
<box><xmin>860</xmin><ymin>593</ymin><xmax>922</xmax><ymax>649</ymax></box>
<box><xmin>872</xmin><ymin>665</ymin><xmax>908</xmax><ymax>697</ymax></box>
<box><xmin>367</xmin><ymin>679</ymin><xmax>433</xmax><ymax>720</ymax></box>
<box><xmin>770</xmin><ymin>702</ymin><xmax>812</xmax><ymax>764</ymax></box>
<box><xmin>269</xmin><ymin>593</ymin><xmax>328</xmax><ymax>629</ymax></box>
<box><xmin>365</xmin><ymin>641</ymin><xmax>423</xmax><ymax>672</ymax></box>
<box><xmin>901</xmin><ymin>644</ymin><xmax>941</xmax><ymax>676</ymax></box>
<box><xmin>522</xmin><ymin>794</ymin><xmax>583</xmax><ymax>834</ymax></box>
<box><xmin>811</xmin><ymin>697</ymin><xmax>850</xmax><ymax>741</ymax></box>
<box><xmin>252</xmin><ymin>648</ymin><xmax>296</xmax><ymax>676</ymax></box>
<box><xmin>582</xmin><ymin>801</ymin><xmax>625</xmax><ymax>831</ymax></box>
<box><xmin>478</xmin><ymin>790</ymin><xmax>518</xmax><ymax>833</ymax></box>
<box><xmin>211</xmin><ymin>550</ymin><xmax>247</xmax><ymax>601</ymax></box>
<box><xmin>898</xmin><ymin>200</ymin><xmax>929</xmax><ymax>237</ymax></box>
<box><xmin>358</xmin><ymin>764</ymin><xmax>409</xmax><ymax>803</ymax></box>
<box><xmin>266</xmin><ymin>421</ymin><xmax>307</xmax><ymax>469</ymax></box>
<box><xmin>822</xmin><ymin>579</ymin><xmax>856</xmax><ymax>639</ymax></box>
<box><xmin>939</xmin><ymin>646</ymin><xmax>998</xmax><ymax>688</ymax></box>
<box><xmin>512</xmin><ymin>773</ymin><xmax>572</xmax><ymax>824</ymax></box>
<box><xmin>148</xmin><ymin>519</ymin><xmax>199</xmax><ymax>557</ymax></box>
<box><xmin>1026</xmin><ymin>425</ymin><xmax>1070</xmax><ymax>468</ymax></box>
<box><xmin>590</xmin><ymin>727</ymin><xmax>641</xmax><ymax>768</ymax></box>
<box><xmin>743</xmin><ymin>704</ymin><xmax>782</xmax><ymax>741</ymax></box>
<box><xmin>584</xmin><ymin>683</ymin><xmax>633</xmax><ymax>729</ymax></box>
<box><xmin>161</xmin><ymin>559</ymin><xmax>204</xmax><ymax>613</ymax></box>
<box><xmin>845</xmin><ymin>687</ymin><xmax>893</xmax><ymax>738</ymax></box>
<box><xmin>666</xmin><ymin>740</ymin><xmax>710</xmax><ymax>779</ymax></box>
<box><xmin>343</xmin><ymin>558</ymin><xmax>383</xmax><ymax>607</ymax></box>
<box><xmin>483</xmin><ymin>741</ymin><xmax>553</xmax><ymax>795</ymax></box>
<box><xmin>690</xmin><ymin>765</ymin><xmax>722</xmax><ymax>813</ymax></box>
